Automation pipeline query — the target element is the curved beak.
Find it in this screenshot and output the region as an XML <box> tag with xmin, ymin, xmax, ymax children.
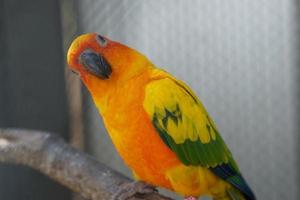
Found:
<box><xmin>79</xmin><ymin>49</ymin><xmax>112</xmax><ymax>79</ymax></box>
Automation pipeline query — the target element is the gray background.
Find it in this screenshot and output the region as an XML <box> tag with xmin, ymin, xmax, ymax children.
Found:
<box><xmin>77</xmin><ymin>0</ymin><xmax>300</xmax><ymax>200</ymax></box>
<box><xmin>0</xmin><ymin>0</ymin><xmax>71</xmax><ymax>199</ymax></box>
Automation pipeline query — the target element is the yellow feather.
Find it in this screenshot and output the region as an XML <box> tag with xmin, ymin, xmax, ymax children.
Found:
<box><xmin>165</xmin><ymin>163</ymin><xmax>230</xmax><ymax>197</ymax></box>
<box><xmin>143</xmin><ymin>78</ymin><xmax>217</xmax><ymax>144</ymax></box>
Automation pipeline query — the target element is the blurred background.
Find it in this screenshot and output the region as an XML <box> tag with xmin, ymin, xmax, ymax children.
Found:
<box><xmin>0</xmin><ymin>0</ymin><xmax>299</xmax><ymax>199</ymax></box>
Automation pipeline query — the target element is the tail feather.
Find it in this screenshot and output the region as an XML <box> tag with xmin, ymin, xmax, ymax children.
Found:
<box><xmin>227</xmin><ymin>175</ymin><xmax>255</xmax><ymax>200</ymax></box>
<box><xmin>213</xmin><ymin>186</ymin><xmax>246</xmax><ymax>200</ymax></box>
<box><xmin>210</xmin><ymin>163</ymin><xmax>256</xmax><ymax>200</ymax></box>
<box><xmin>226</xmin><ymin>187</ymin><xmax>246</xmax><ymax>200</ymax></box>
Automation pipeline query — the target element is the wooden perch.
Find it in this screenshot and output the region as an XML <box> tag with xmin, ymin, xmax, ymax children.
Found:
<box><xmin>0</xmin><ymin>128</ymin><xmax>173</xmax><ymax>200</ymax></box>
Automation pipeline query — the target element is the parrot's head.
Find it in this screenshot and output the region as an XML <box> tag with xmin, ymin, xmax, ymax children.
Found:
<box><xmin>67</xmin><ymin>33</ymin><xmax>151</xmax><ymax>95</ymax></box>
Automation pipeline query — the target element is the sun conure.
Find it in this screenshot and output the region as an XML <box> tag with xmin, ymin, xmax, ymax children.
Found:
<box><xmin>67</xmin><ymin>33</ymin><xmax>256</xmax><ymax>200</ymax></box>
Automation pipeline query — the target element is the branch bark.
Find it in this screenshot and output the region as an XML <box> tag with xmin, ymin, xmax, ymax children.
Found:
<box><xmin>0</xmin><ymin>128</ymin><xmax>173</xmax><ymax>200</ymax></box>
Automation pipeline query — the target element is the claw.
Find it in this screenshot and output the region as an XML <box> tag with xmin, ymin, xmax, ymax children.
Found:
<box><xmin>112</xmin><ymin>181</ymin><xmax>157</xmax><ymax>200</ymax></box>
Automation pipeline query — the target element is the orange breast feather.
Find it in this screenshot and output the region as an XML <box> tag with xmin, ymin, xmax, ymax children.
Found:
<box><xmin>97</xmin><ymin>71</ymin><xmax>181</xmax><ymax>189</ymax></box>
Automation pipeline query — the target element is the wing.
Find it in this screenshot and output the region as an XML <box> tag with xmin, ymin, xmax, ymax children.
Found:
<box><xmin>143</xmin><ymin>77</ymin><xmax>255</xmax><ymax>200</ymax></box>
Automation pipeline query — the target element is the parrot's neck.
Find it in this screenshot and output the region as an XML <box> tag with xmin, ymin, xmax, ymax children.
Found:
<box><xmin>85</xmin><ymin>63</ymin><xmax>155</xmax><ymax>115</ymax></box>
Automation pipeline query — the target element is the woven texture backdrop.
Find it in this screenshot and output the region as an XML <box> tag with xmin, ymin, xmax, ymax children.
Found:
<box><xmin>76</xmin><ymin>1</ymin><xmax>300</xmax><ymax>199</ymax></box>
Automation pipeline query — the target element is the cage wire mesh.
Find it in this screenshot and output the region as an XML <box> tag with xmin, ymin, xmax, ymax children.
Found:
<box><xmin>76</xmin><ymin>1</ymin><xmax>300</xmax><ymax>199</ymax></box>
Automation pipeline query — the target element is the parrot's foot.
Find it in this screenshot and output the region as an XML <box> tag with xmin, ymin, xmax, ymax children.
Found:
<box><xmin>184</xmin><ymin>197</ymin><xmax>198</xmax><ymax>200</ymax></box>
<box><xmin>112</xmin><ymin>181</ymin><xmax>157</xmax><ymax>200</ymax></box>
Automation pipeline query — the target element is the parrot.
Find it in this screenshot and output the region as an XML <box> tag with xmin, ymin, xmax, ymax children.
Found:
<box><xmin>67</xmin><ymin>33</ymin><xmax>256</xmax><ymax>200</ymax></box>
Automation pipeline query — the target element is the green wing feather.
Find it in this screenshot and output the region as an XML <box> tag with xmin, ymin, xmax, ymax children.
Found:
<box><xmin>143</xmin><ymin>76</ymin><xmax>255</xmax><ymax>200</ymax></box>
<box><xmin>143</xmin><ymin>77</ymin><xmax>236</xmax><ymax>169</ymax></box>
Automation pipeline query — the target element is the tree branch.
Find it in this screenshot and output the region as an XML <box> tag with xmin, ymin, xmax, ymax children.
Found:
<box><xmin>0</xmin><ymin>128</ymin><xmax>173</xmax><ymax>200</ymax></box>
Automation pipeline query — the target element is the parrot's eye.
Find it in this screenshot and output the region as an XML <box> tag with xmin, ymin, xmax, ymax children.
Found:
<box><xmin>96</xmin><ymin>35</ymin><xmax>107</xmax><ymax>47</ymax></box>
<box><xmin>70</xmin><ymin>69</ymin><xmax>78</xmax><ymax>75</ymax></box>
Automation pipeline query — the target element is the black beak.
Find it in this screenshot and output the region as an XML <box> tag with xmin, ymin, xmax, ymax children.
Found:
<box><xmin>79</xmin><ymin>49</ymin><xmax>112</xmax><ymax>79</ymax></box>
